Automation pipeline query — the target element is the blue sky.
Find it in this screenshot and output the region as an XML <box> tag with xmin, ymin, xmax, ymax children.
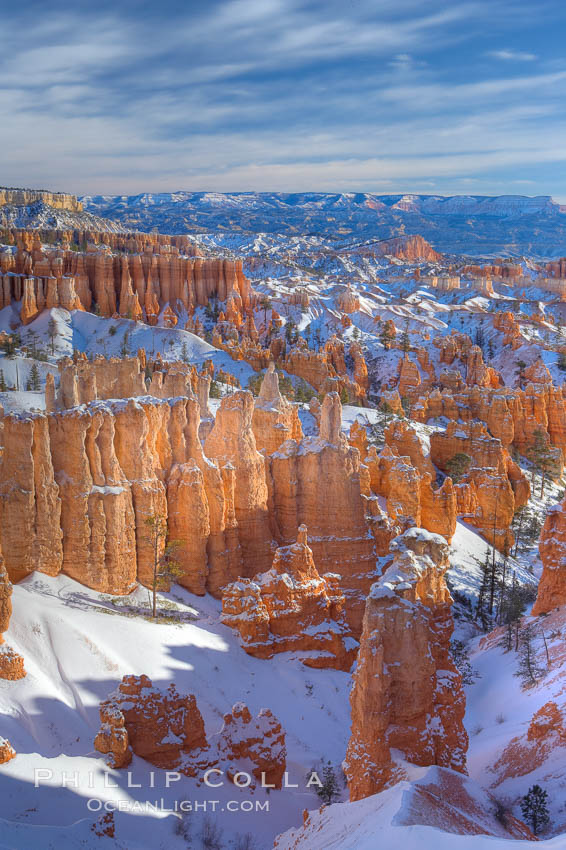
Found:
<box><xmin>1</xmin><ymin>0</ymin><xmax>566</xmax><ymax>199</ymax></box>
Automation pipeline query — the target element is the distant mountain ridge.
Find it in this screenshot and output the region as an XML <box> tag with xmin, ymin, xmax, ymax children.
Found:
<box><xmin>82</xmin><ymin>192</ymin><xmax>566</xmax><ymax>258</ymax></box>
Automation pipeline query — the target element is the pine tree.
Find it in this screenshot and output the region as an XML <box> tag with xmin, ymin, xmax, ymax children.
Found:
<box><xmin>527</xmin><ymin>427</ymin><xmax>559</xmax><ymax>497</ymax></box>
<box><xmin>445</xmin><ymin>452</ymin><xmax>471</xmax><ymax>483</ymax></box>
<box><xmin>516</xmin><ymin>359</ymin><xmax>527</xmax><ymax>387</ymax></box>
<box><xmin>120</xmin><ymin>330</ymin><xmax>130</xmax><ymax>358</ymax></box>
<box><xmin>400</xmin><ymin>320</ymin><xmax>410</xmax><ymax>353</ymax></box>
<box><xmin>520</xmin><ymin>785</ymin><xmax>550</xmax><ymax>835</ymax></box>
<box><xmin>379</xmin><ymin>399</ymin><xmax>393</xmax><ymax>427</ymax></box>
<box><xmin>0</xmin><ymin>369</ymin><xmax>6</xmax><ymax>392</ymax></box>
<box><xmin>28</xmin><ymin>361</ymin><xmax>41</xmax><ymax>392</ymax></box>
<box><xmin>47</xmin><ymin>317</ymin><xmax>57</xmax><ymax>355</ymax></box>
<box><xmin>499</xmin><ymin>573</ymin><xmax>525</xmax><ymax>651</ymax></box>
<box><xmin>475</xmin><ymin>548</ymin><xmax>492</xmax><ymax>630</ymax></box>
<box><xmin>314</xmin><ymin>763</ymin><xmax>340</xmax><ymax>805</ymax></box>
<box><xmin>144</xmin><ymin>514</ymin><xmax>183</xmax><ymax>618</ymax></box>
<box><xmin>474</xmin><ymin>323</ymin><xmax>486</xmax><ymax>354</ymax></box>
<box><xmin>515</xmin><ymin>623</ymin><xmax>545</xmax><ymax>686</ymax></box>
<box><xmin>260</xmin><ymin>295</ymin><xmax>272</xmax><ymax>327</ymax></box>
<box><xmin>451</xmin><ymin>639</ymin><xmax>480</xmax><ymax>685</ymax></box>
<box><xmin>512</xmin><ymin>505</ymin><xmax>527</xmax><ymax>556</ymax></box>
<box><xmin>379</xmin><ymin>322</ymin><xmax>395</xmax><ymax>350</ymax></box>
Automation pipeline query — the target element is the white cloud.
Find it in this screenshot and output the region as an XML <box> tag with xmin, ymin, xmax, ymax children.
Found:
<box><xmin>488</xmin><ymin>48</ymin><xmax>538</xmax><ymax>61</ymax></box>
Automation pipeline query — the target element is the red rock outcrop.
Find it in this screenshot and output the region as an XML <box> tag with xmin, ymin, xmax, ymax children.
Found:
<box><xmin>95</xmin><ymin>678</ymin><xmax>286</xmax><ymax>788</ymax></box>
<box><xmin>213</xmin><ymin>702</ymin><xmax>286</xmax><ymax>789</ymax></box>
<box><xmin>221</xmin><ymin>525</ymin><xmax>356</xmax><ymax>669</ymax></box>
<box><xmin>0</xmin><ymin>737</ymin><xmax>16</xmax><ymax>764</ymax></box>
<box><xmin>95</xmin><ymin>674</ymin><xmax>206</xmax><ymax>769</ymax></box>
<box><xmin>252</xmin><ymin>363</ymin><xmax>303</xmax><ymax>455</ymax></box>
<box><xmin>384</xmin><ymin>419</ymin><xmax>435</xmax><ymax>477</ymax></box>
<box><xmin>491</xmin><ymin>701</ymin><xmax>566</xmax><ymax>787</ymax></box>
<box><xmin>533</xmin><ymin>494</ymin><xmax>566</xmax><ymax>615</ymax></box>
<box><xmin>364</xmin><ymin>435</ymin><xmax>457</xmax><ymax>542</ymax></box>
<box><xmin>337</xmin><ymin>286</ymin><xmax>360</xmax><ymax>313</ymax></box>
<box><xmin>430</xmin><ymin>420</ymin><xmax>528</xmax><ymax>549</ymax></box>
<box><xmin>345</xmin><ymin>528</ymin><xmax>467</xmax><ymax>801</ymax></box>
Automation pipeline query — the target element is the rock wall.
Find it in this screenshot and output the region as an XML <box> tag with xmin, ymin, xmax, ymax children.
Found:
<box><xmin>344</xmin><ymin>528</ymin><xmax>468</xmax><ymax>801</ymax></box>
<box><xmin>0</xmin><ymin>189</ymin><xmax>83</xmax><ymax>211</ymax></box>
<box><xmin>0</xmin><ymin>388</ymin><xmax>384</xmax><ymax>635</ymax></box>
<box><xmin>0</xmin><ymin>395</ymin><xmax>243</xmax><ymax>595</ymax></box>
<box><xmin>0</xmin><ymin>235</ymin><xmax>252</xmax><ymax>323</ymax></box>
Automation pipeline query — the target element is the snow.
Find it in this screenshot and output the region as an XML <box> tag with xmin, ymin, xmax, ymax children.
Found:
<box><xmin>0</xmin><ymin>574</ymin><xmax>352</xmax><ymax>848</ymax></box>
<box><xmin>274</xmin><ymin>765</ymin><xmax>566</xmax><ymax>849</ymax></box>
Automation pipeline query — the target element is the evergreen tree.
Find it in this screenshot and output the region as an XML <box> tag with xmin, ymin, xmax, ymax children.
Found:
<box><xmin>313</xmin><ymin>763</ymin><xmax>340</xmax><ymax>805</ymax></box>
<box><xmin>515</xmin><ymin>623</ymin><xmax>545</xmax><ymax>686</ymax></box>
<box><xmin>0</xmin><ymin>369</ymin><xmax>6</xmax><ymax>392</ymax></box>
<box><xmin>474</xmin><ymin>323</ymin><xmax>486</xmax><ymax>353</ymax></box>
<box><xmin>379</xmin><ymin>399</ymin><xmax>393</xmax><ymax>427</ymax></box>
<box><xmin>475</xmin><ymin>548</ymin><xmax>492</xmax><ymax>630</ymax></box>
<box><xmin>400</xmin><ymin>320</ymin><xmax>410</xmax><ymax>353</ymax></box>
<box><xmin>499</xmin><ymin>572</ymin><xmax>525</xmax><ymax>652</ymax></box>
<box><xmin>47</xmin><ymin>317</ymin><xmax>57</xmax><ymax>355</ymax></box>
<box><xmin>445</xmin><ymin>452</ymin><xmax>471</xmax><ymax>483</ymax></box>
<box><xmin>496</xmin><ymin>540</ymin><xmax>511</xmax><ymax>624</ymax></box>
<box><xmin>120</xmin><ymin>330</ymin><xmax>130</xmax><ymax>358</ymax></box>
<box><xmin>520</xmin><ymin>785</ymin><xmax>550</xmax><ymax>835</ymax></box>
<box><xmin>260</xmin><ymin>295</ymin><xmax>272</xmax><ymax>327</ymax></box>
<box><xmin>209</xmin><ymin>379</ymin><xmax>221</xmax><ymax>399</ymax></box>
<box><xmin>512</xmin><ymin>505</ymin><xmax>527</xmax><ymax>556</ymax></box>
<box><xmin>144</xmin><ymin>514</ymin><xmax>183</xmax><ymax>619</ymax></box>
<box><xmin>28</xmin><ymin>361</ymin><xmax>41</xmax><ymax>392</ymax></box>
<box><xmin>451</xmin><ymin>639</ymin><xmax>480</xmax><ymax>685</ymax></box>
<box><xmin>340</xmin><ymin>386</ymin><xmax>350</xmax><ymax>405</ymax></box>
<box><xmin>516</xmin><ymin>359</ymin><xmax>527</xmax><ymax>387</ymax></box>
<box><xmin>285</xmin><ymin>318</ymin><xmax>297</xmax><ymax>344</ymax></box>
<box><xmin>527</xmin><ymin>426</ymin><xmax>559</xmax><ymax>497</ymax></box>
<box><xmin>379</xmin><ymin>322</ymin><xmax>395</xmax><ymax>350</ymax></box>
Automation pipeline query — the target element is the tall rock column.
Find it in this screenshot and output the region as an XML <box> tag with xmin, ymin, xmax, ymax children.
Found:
<box><xmin>204</xmin><ymin>391</ymin><xmax>274</xmax><ymax>578</ymax></box>
<box><xmin>0</xmin><ymin>547</ymin><xmax>26</xmax><ymax>681</ymax></box>
<box><xmin>0</xmin><ymin>415</ymin><xmax>63</xmax><ymax>582</ymax></box>
<box><xmin>268</xmin><ymin>393</ymin><xmax>377</xmax><ymax>633</ymax></box>
<box><xmin>345</xmin><ymin>528</ymin><xmax>468</xmax><ymax>801</ymax></box>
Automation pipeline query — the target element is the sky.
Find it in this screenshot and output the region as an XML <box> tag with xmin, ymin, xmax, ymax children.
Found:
<box><xmin>1</xmin><ymin>0</ymin><xmax>566</xmax><ymax>199</ymax></box>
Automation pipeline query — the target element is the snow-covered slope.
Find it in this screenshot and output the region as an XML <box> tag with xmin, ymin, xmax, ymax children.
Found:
<box><xmin>273</xmin><ymin>767</ymin><xmax>561</xmax><ymax>849</ymax></box>
<box><xmin>0</xmin><ymin>574</ymin><xmax>352</xmax><ymax>848</ymax></box>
